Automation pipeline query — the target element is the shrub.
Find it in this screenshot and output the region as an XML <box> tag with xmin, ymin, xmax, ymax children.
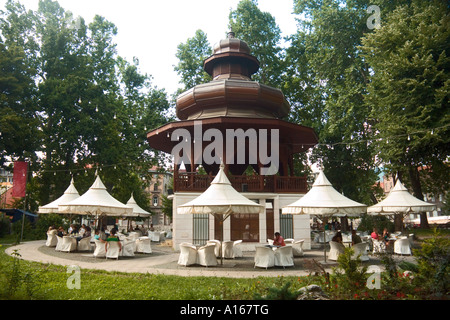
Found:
<box><xmin>413</xmin><ymin>229</ymin><xmax>450</xmax><ymax>297</ymax></box>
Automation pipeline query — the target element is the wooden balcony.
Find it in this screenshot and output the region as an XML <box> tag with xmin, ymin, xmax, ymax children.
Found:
<box><xmin>174</xmin><ymin>173</ymin><xmax>308</xmax><ymax>193</ymax></box>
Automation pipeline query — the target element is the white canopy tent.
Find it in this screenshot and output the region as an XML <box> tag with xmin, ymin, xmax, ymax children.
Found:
<box><xmin>177</xmin><ymin>163</ymin><xmax>264</xmax><ymax>219</ymax></box>
<box><xmin>126</xmin><ymin>193</ymin><xmax>151</xmax><ymax>217</ymax></box>
<box><xmin>368</xmin><ymin>180</ymin><xmax>436</xmax><ymax>214</ymax></box>
<box><xmin>58</xmin><ymin>175</ymin><xmax>133</xmax><ymax>218</ymax></box>
<box><xmin>283</xmin><ymin>171</ymin><xmax>367</xmax><ymax>217</ymax></box>
<box><xmin>38</xmin><ymin>178</ymin><xmax>80</xmax><ymax>214</ymax></box>
<box><xmin>282</xmin><ymin>170</ymin><xmax>367</xmax><ymax>263</ymax></box>
<box><xmin>368</xmin><ymin>179</ymin><xmax>437</xmax><ymax>230</ymax></box>
<box><xmin>178</xmin><ymin>162</ymin><xmax>264</xmax><ymax>264</ymax></box>
<box><xmin>123</xmin><ymin>193</ymin><xmax>152</xmax><ymax>231</ymax></box>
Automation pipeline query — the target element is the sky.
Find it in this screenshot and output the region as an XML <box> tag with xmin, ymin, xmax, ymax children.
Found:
<box><xmin>0</xmin><ymin>0</ymin><xmax>300</xmax><ymax>95</ymax></box>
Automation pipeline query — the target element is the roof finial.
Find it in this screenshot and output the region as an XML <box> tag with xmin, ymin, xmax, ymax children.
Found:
<box><xmin>228</xmin><ymin>27</ymin><xmax>235</xmax><ymax>39</ymax></box>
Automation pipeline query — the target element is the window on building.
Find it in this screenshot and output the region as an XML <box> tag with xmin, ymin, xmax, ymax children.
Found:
<box><xmin>152</xmin><ymin>196</ymin><xmax>158</xmax><ymax>206</ymax></box>
<box><xmin>230</xmin><ymin>213</ymin><xmax>259</xmax><ymax>242</ymax></box>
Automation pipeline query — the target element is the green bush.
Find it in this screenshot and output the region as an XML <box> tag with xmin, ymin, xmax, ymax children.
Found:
<box><xmin>0</xmin><ymin>215</ymin><xmax>10</xmax><ymax>237</ymax></box>
<box><xmin>358</xmin><ymin>213</ymin><xmax>394</xmax><ymax>233</ymax></box>
<box><xmin>413</xmin><ymin>229</ymin><xmax>450</xmax><ymax>297</ymax></box>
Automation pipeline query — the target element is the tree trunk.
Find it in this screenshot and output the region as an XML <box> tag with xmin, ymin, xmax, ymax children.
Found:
<box><xmin>394</xmin><ymin>213</ymin><xmax>403</xmax><ymax>232</ymax></box>
<box><xmin>340</xmin><ymin>217</ymin><xmax>349</xmax><ymax>232</ymax></box>
<box><xmin>408</xmin><ymin>165</ymin><xmax>429</xmax><ymax>229</ymax></box>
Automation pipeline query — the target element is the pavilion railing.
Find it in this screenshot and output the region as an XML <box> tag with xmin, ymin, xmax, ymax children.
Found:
<box><xmin>174</xmin><ymin>173</ymin><xmax>308</xmax><ymax>193</ymax></box>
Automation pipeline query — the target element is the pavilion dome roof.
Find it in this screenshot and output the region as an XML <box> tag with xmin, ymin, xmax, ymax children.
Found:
<box><xmin>176</xmin><ymin>32</ymin><xmax>290</xmax><ymax>121</ymax></box>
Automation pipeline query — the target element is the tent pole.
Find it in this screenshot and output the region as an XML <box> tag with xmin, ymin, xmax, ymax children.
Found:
<box><xmin>220</xmin><ymin>218</ymin><xmax>223</xmax><ymax>265</ymax></box>
<box><xmin>20</xmin><ymin>162</ymin><xmax>29</xmax><ymax>243</ymax></box>
<box><xmin>20</xmin><ymin>211</ymin><xmax>25</xmax><ymax>243</ymax></box>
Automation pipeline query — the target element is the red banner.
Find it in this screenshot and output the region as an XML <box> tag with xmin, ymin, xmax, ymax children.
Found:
<box><xmin>12</xmin><ymin>161</ymin><xmax>28</xmax><ymax>198</ymax></box>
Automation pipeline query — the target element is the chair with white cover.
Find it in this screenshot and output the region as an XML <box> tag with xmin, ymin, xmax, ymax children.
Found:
<box><xmin>351</xmin><ymin>242</ymin><xmax>369</xmax><ymax>261</ymax></box>
<box><xmin>222</xmin><ymin>240</ymin><xmax>235</xmax><ymax>259</ymax></box>
<box><xmin>291</xmin><ymin>240</ymin><xmax>305</xmax><ymax>257</ymax></box>
<box><xmin>60</xmin><ymin>236</ymin><xmax>77</xmax><ymax>252</ymax></box>
<box><xmin>105</xmin><ymin>241</ymin><xmax>121</xmax><ymax>259</ymax></box>
<box><xmin>46</xmin><ymin>231</ymin><xmax>58</xmax><ymax>247</ymax></box>
<box><xmin>121</xmin><ymin>238</ymin><xmax>136</xmax><ymax>257</ymax></box>
<box><xmin>128</xmin><ymin>232</ymin><xmax>139</xmax><ymax>241</ymax></box>
<box><xmin>197</xmin><ymin>244</ymin><xmax>218</xmax><ymax>267</ymax></box>
<box><xmin>77</xmin><ymin>237</ymin><xmax>92</xmax><ymax>251</ymax></box>
<box><xmin>394</xmin><ymin>237</ymin><xmax>412</xmax><ymax>255</ymax></box>
<box><xmin>55</xmin><ymin>236</ymin><xmax>64</xmax><ymax>251</ymax></box>
<box><xmin>274</xmin><ymin>246</ymin><xmax>294</xmax><ymax>268</ymax></box>
<box><xmin>136</xmin><ymin>237</ymin><xmax>152</xmax><ymax>254</ymax></box>
<box><xmin>148</xmin><ymin>231</ymin><xmax>165</xmax><ymax>242</ymax></box>
<box><xmin>93</xmin><ymin>239</ymin><xmax>106</xmax><ymax>258</ymax></box>
<box><xmin>207</xmin><ymin>240</ymin><xmax>222</xmax><ymax>257</ymax></box>
<box><xmin>233</xmin><ymin>240</ymin><xmax>243</xmax><ymax>258</ymax></box>
<box><xmin>372</xmin><ymin>239</ymin><xmax>386</xmax><ymax>254</ymax></box>
<box><xmin>314</xmin><ymin>231</ymin><xmax>334</xmax><ymax>243</ymax></box>
<box><xmin>284</xmin><ymin>238</ymin><xmax>294</xmax><ymax>245</ymax></box>
<box><xmin>408</xmin><ymin>234</ymin><xmax>415</xmax><ymax>246</ymax></box>
<box><xmin>254</xmin><ymin>246</ymin><xmax>275</xmax><ymax>269</ymax></box>
<box><xmin>178</xmin><ymin>243</ymin><xmax>198</xmax><ymax>266</ymax></box>
<box><xmin>328</xmin><ymin>241</ymin><xmax>345</xmax><ymax>261</ymax></box>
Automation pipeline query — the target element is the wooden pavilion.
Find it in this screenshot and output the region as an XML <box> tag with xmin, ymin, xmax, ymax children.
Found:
<box><xmin>147</xmin><ymin>32</ymin><xmax>318</xmax><ymax>250</ymax></box>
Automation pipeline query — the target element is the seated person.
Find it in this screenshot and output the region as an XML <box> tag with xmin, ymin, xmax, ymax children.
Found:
<box><xmin>371</xmin><ymin>228</ymin><xmax>379</xmax><ymax>240</ymax></box>
<box><xmin>99</xmin><ymin>227</ymin><xmax>108</xmax><ymax>241</ymax></box>
<box><xmin>105</xmin><ymin>228</ymin><xmax>122</xmax><ymax>252</ymax></box>
<box><xmin>331</xmin><ymin>231</ymin><xmax>343</xmax><ymax>243</ymax></box>
<box><xmin>382</xmin><ymin>228</ymin><xmax>390</xmax><ymax>245</ymax></box>
<box><xmin>83</xmin><ymin>226</ymin><xmax>91</xmax><ymax>238</ymax></box>
<box><xmin>93</xmin><ymin>229</ymin><xmax>101</xmax><ymax>240</ymax></box>
<box><xmin>79</xmin><ymin>224</ymin><xmax>86</xmax><ymax>237</ymax></box>
<box><xmin>273</xmin><ymin>232</ymin><xmax>286</xmax><ymax>247</ymax></box>
<box><xmin>351</xmin><ymin>229</ymin><xmax>362</xmax><ymax>245</ymax></box>
<box><xmin>57</xmin><ymin>226</ymin><xmax>65</xmax><ymax>237</ymax></box>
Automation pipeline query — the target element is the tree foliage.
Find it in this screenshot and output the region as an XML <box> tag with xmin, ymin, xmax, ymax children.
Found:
<box><xmin>2</xmin><ymin>0</ymin><xmax>448</xmax><ymax>221</ymax></box>
<box><xmin>229</xmin><ymin>0</ymin><xmax>284</xmax><ymax>88</ymax></box>
<box><xmin>361</xmin><ymin>0</ymin><xmax>449</xmax><ymax>197</ymax></box>
<box><xmin>0</xmin><ymin>0</ymin><xmax>171</xmax><ymax>212</ymax></box>
<box><xmin>285</xmin><ymin>0</ymin><xmax>382</xmax><ymax>204</ymax></box>
<box><xmin>174</xmin><ymin>29</ymin><xmax>212</xmax><ymax>93</ymax></box>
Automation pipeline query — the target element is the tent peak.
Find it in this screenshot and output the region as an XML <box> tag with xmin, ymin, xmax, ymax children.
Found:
<box><xmin>313</xmin><ymin>171</ymin><xmax>332</xmax><ymax>187</ymax></box>
<box><xmin>91</xmin><ymin>175</ymin><xmax>107</xmax><ymax>190</ymax></box>
<box><xmin>211</xmin><ymin>162</ymin><xmax>231</xmax><ymax>185</ymax></box>
<box><xmin>392</xmin><ymin>179</ymin><xmax>408</xmax><ymax>192</ymax></box>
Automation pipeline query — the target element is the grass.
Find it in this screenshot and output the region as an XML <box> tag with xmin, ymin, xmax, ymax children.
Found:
<box><xmin>0</xmin><ymin>244</ymin><xmax>310</xmax><ymax>300</ymax></box>
<box><xmin>2</xmin><ymin>228</ymin><xmax>448</xmax><ymax>300</ymax></box>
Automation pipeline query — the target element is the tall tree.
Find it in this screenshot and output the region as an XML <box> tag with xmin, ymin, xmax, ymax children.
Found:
<box><xmin>286</xmin><ymin>0</ymin><xmax>384</xmax><ymax>204</ymax></box>
<box><xmin>228</xmin><ymin>0</ymin><xmax>284</xmax><ymax>88</ymax></box>
<box><xmin>361</xmin><ymin>0</ymin><xmax>450</xmax><ymax>227</ymax></box>
<box><xmin>1</xmin><ymin>0</ymin><xmax>171</xmax><ymax>212</ymax></box>
<box><xmin>0</xmin><ymin>0</ymin><xmax>40</xmax><ymax>166</ymax></box>
<box><xmin>174</xmin><ymin>29</ymin><xmax>211</xmax><ymax>92</ymax></box>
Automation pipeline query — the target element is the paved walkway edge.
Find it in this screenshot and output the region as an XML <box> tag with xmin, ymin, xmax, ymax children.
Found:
<box><xmin>4</xmin><ymin>240</ymin><xmax>415</xmax><ymax>279</ymax></box>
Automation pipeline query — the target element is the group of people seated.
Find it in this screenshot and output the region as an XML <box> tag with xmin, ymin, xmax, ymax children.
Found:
<box><xmin>330</xmin><ymin>229</ymin><xmax>363</xmax><ymax>247</ymax></box>
<box><xmin>48</xmin><ymin>224</ymin><xmax>93</xmax><ymax>239</ymax></box>
<box><xmin>371</xmin><ymin>227</ymin><xmax>391</xmax><ymax>246</ymax></box>
<box><xmin>48</xmin><ymin>224</ymin><xmax>123</xmax><ymax>251</ymax></box>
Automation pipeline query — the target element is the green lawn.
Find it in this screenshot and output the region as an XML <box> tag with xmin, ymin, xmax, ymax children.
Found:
<box><xmin>0</xmin><ymin>244</ymin><xmax>308</xmax><ymax>300</ymax></box>
<box><xmin>1</xmin><ymin>228</ymin><xmax>448</xmax><ymax>300</ymax></box>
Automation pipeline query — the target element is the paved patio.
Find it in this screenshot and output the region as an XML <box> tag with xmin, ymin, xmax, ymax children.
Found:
<box><xmin>5</xmin><ymin>240</ymin><xmax>417</xmax><ymax>278</ymax></box>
